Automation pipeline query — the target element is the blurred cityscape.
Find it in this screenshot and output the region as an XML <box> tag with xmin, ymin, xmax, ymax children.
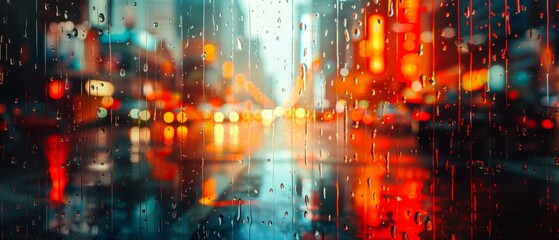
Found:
<box><xmin>1</xmin><ymin>0</ymin><xmax>559</xmax><ymax>239</ymax></box>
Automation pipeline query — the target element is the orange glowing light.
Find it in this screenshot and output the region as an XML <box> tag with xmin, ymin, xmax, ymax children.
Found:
<box><xmin>222</xmin><ymin>61</ymin><xmax>234</xmax><ymax>79</ymax></box>
<box><xmin>162</xmin><ymin>61</ymin><xmax>174</xmax><ymax>75</ymax></box>
<box><xmin>163</xmin><ymin>112</ymin><xmax>175</xmax><ymax>123</ymax></box>
<box><xmin>362</xmin><ymin>114</ymin><xmax>374</xmax><ymax>125</ymax></box>
<box><xmin>49</xmin><ymin>80</ymin><xmax>65</xmax><ymax>100</ymax></box>
<box><xmin>101</xmin><ymin>96</ymin><xmax>114</xmax><ymax>108</ymax></box>
<box><xmin>366</xmin><ymin>14</ymin><xmax>385</xmax><ymax>74</ymax></box>
<box><xmin>176</xmin><ymin>126</ymin><xmax>188</xmax><ymax>140</ymax></box>
<box><xmin>322</xmin><ymin>111</ymin><xmax>334</xmax><ymax>121</ymax></box>
<box><xmin>176</xmin><ymin>112</ymin><xmax>188</xmax><ymax>123</ymax></box>
<box><xmin>163</xmin><ymin>126</ymin><xmax>174</xmax><ymax>140</ymax></box>
<box><xmin>400</xmin><ymin>54</ymin><xmax>420</xmax><ymax>78</ymax></box>
<box><xmin>462</xmin><ymin>69</ymin><xmax>488</xmax><ymax>91</ymax></box>
<box><xmin>350</xmin><ymin>109</ymin><xmax>364</xmax><ymax>122</ymax></box>
<box><xmin>204</xmin><ymin>43</ymin><xmax>216</xmax><ymax>62</ymax></box>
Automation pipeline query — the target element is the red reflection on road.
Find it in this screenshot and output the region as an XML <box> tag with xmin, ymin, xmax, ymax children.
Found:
<box><xmin>44</xmin><ymin>134</ymin><xmax>69</xmax><ymax>204</ymax></box>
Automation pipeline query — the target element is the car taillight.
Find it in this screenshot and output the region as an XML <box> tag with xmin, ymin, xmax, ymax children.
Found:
<box><xmin>541</xmin><ymin>119</ymin><xmax>554</xmax><ymax>130</ymax></box>
<box><xmin>412</xmin><ymin>111</ymin><xmax>431</xmax><ymax>121</ymax></box>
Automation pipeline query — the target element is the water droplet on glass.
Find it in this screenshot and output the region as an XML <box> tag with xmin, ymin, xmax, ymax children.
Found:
<box><xmin>353</xmin><ymin>28</ymin><xmax>360</xmax><ymax>37</ymax></box>
<box><xmin>344</xmin><ymin>29</ymin><xmax>350</xmax><ymax>42</ymax></box>
<box><xmin>299</xmin><ymin>22</ymin><xmax>306</xmax><ymax>31</ymax></box>
<box><xmin>153</xmin><ymin>22</ymin><xmax>159</xmax><ymax>27</ymax></box>
<box><xmin>120</xmin><ymin>68</ymin><xmax>126</xmax><ymax>77</ymax></box>
<box><xmin>143</xmin><ymin>63</ymin><xmax>148</xmax><ymax>72</ymax></box>
<box><xmin>414</xmin><ymin>212</ymin><xmax>422</xmax><ymax>225</ymax></box>
<box><xmin>236</xmin><ymin>38</ymin><xmax>243</xmax><ymax>50</ymax></box>
<box><xmin>218</xmin><ymin>215</ymin><xmax>223</xmax><ymax>226</ymax></box>
<box><xmin>98</xmin><ymin>13</ymin><xmax>105</xmax><ymax>23</ymax></box>
<box><xmin>424</xmin><ymin>217</ymin><xmax>433</xmax><ymax>231</ymax></box>
<box><xmin>402</xmin><ymin>232</ymin><xmax>409</xmax><ymax>240</ymax></box>
<box><xmin>391</xmin><ymin>225</ymin><xmax>397</xmax><ymax>238</ymax></box>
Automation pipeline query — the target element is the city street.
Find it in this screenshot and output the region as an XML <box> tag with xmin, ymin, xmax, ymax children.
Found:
<box><xmin>2</xmin><ymin>0</ymin><xmax>559</xmax><ymax>238</ymax></box>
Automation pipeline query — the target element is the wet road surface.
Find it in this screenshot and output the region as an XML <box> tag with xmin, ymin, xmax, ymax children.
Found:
<box><xmin>1</xmin><ymin>119</ymin><xmax>559</xmax><ymax>239</ymax></box>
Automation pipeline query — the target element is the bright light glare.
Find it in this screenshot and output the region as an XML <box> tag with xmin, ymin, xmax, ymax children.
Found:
<box><xmin>139</xmin><ymin>110</ymin><xmax>151</xmax><ymax>121</ymax></box>
<box><xmin>411</xmin><ymin>81</ymin><xmax>423</xmax><ymax>92</ymax></box>
<box><xmin>274</xmin><ymin>106</ymin><xmax>285</xmax><ymax>117</ymax></box>
<box><xmin>163</xmin><ymin>112</ymin><xmax>175</xmax><ymax>123</ymax></box>
<box><xmin>213</xmin><ymin>112</ymin><xmax>225</xmax><ymax>123</ymax></box>
<box><xmin>295</xmin><ymin>108</ymin><xmax>306</xmax><ymax>118</ymax></box>
<box><xmin>229</xmin><ymin>111</ymin><xmax>240</xmax><ymax>123</ymax></box>
<box><xmin>176</xmin><ymin>112</ymin><xmax>188</xmax><ymax>123</ymax></box>
<box><xmin>261</xmin><ymin>109</ymin><xmax>274</xmax><ymax>121</ymax></box>
<box><xmin>130</xmin><ymin>109</ymin><xmax>139</xmax><ymax>119</ymax></box>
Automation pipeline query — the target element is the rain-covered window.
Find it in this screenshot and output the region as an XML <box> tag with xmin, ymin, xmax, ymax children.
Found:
<box><xmin>1</xmin><ymin>0</ymin><xmax>558</xmax><ymax>239</ymax></box>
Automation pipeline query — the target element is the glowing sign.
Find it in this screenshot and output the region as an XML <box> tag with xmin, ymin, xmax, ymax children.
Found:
<box><xmin>361</xmin><ymin>14</ymin><xmax>385</xmax><ymax>74</ymax></box>
<box><xmin>85</xmin><ymin>79</ymin><xmax>115</xmax><ymax>97</ymax></box>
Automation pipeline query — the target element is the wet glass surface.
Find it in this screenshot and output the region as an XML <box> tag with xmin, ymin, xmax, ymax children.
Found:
<box><xmin>1</xmin><ymin>0</ymin><xmax>559</xmax><ymax>239</ymax></box>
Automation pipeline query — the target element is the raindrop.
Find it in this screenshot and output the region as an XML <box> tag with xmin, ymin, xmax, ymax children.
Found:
<box><xmin>218</xmin><ymin>215</ymin><xmax>223</xmax><ymax>226</ymax></box>
<box><xmin>236</xmin><ymin>38</ymin><xmax>243</xmax><ymax>50</ymax></box>
<box><xmin>464</xmin><ymin>7</ymin><xmax>471</xmax><ymax>18</ymax></box>
<box><xmin>424</xmin><ymin>217</ymin><xmax>433</xmax><ymax>231</ymax></box>
<box><xmin>343</xmin><ymin>29</ymin><xmax>350</xmax><ymax>42</ymax></box>
<box><xmin>402</xmin><ymin>232</ymin><xmax>409</xmax><ymax>240</ymax></box>
<box><xmin>153</xmin><ymin>22</ymin><xmax>159</xmax><ymax>27</ymax></box>
<box><xmin>414</xmin><ymin>212</ymin><xmax>422</xmax><ymax>225</ymax></box>
<box><xmin>143</xmin><ymin>63</ymin><xmax>148</xmax><ymax>72</ymax></box>
<box><xmin>353</xmin><ymin>28</ymin><xmax>360</xmax><ymax>37</ymax></box>
<box><xmin>98</xmin><ymin>13</ymin><xmax>105</xmax><ymax>23</ymax></box>
<box><xmin>299</xmin><ymin>22</ymin><xmax>306</xmax><ymax>31</ymax></box>
<box><xmin>120</xmin><ymin>68</ymin><xmax>126</xmax><ymax>77</ymax></box>
<box><xmin>385</xmin><ymin>224</ymin><xmax>397</xmax><ymax>238</ymax></box>
<box><xmin>268</xmin><ymin>220</ymin><xmax>273</xmax><ymax>226</ymax></box>
<box><xmin>303</xmin><ymin>211</ymin><xmax>308</xmax><ymax>218</ymax></box>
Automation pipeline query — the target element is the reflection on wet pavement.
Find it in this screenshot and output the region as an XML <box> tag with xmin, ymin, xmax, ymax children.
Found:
<box><xmin>0</xmin><ymin>118</ymin><xmax>556</xmax><ymax>239</ymax></box>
